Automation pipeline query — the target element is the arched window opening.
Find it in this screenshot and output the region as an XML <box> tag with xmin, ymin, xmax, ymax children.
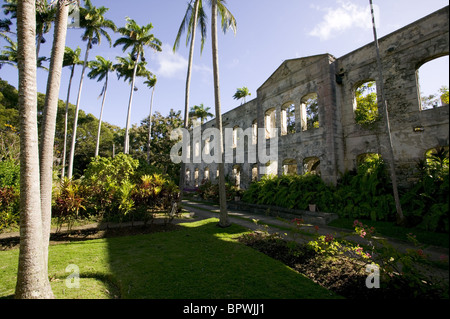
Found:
<box><xmin>356</xmin><ymin>153</ymin><xmax>383</xmax><ymax>175</ymax></box>
<box><xmin>232</xmin><ymin>126</ymin><xmax>239</xmax><ymax>148</ymax></box>
<box><xmin>252</xmin><ymin>119</ymin><xmax>258</xmax><ymax>145</ymax></box>
<box><xmin>204</xmin><ymin>167</ymin><xmax>210</xmax><ymax>181</ymax></box>
<box><xmin>251</xmin><ymin>164</ymin><xmax>258</xmax><ymax>181</ymax></box>
<box><xmin>354</xmin><ymin>81</ymin><xmax>380</xmax><ymax>127</ymax></box>
<box><xmin>301</xmin><ymin>93</ymin><xmax>319</xmax><ymax>131</ymax></box>
<box><xmin>281</xmin><ymin>103</ymin><xmax>296</xmax><ymax>136</ymax></box>
<box><xmin>303</xmin><ymin>157</ymin><xmax>320</xmax><ymax>175</ymax></box>
<box><xmin>232</xmin><ymin>165</ymin><xmax>241</xmax><ymax>189</ymax></box>
<box><xmin>194</xmin><ymin>168</ymin><xmax>199</xmax><ymax>187</ymax></box>
<box><xmin>185</xmin><ymin>169</ymin><xmax>191</xmax><ymax>185</ymax></box>
<box><xmin>417</xmin><ymin>56</ymin><xmax>449</xmax><ymax>110</ymax></box>
<box><xmin>282</xmin><ymin>159</ymin><xmax>297</xmax><ymax>175</ymax></box>
<box><xmin>265</xmin><ymin>108</ymin><xmax>277</xmax><ymax>139</ymax></box>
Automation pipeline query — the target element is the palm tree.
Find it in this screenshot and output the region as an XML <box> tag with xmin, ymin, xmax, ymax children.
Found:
<box><xmin>189</xmin><ymin>103</ymin><xmax>213</xmax><ymax>125</ymax></box>
<box><xmin>39</xmin><ymin>0</ymin><xmax>69</xmax><ymax>283</ymax></box>
<box><xmin>210</xmin><ymin>0</ymin><xmax>236</xmax><ymax>227</ymax></box>
<box><xmin>174</xmin><ymin>0</ymin><xmax>207</xmax><ymax>199</ymax></box>
<box><xmin>233</xmin><ymin>86</ymin><xmax>251</xmax><ymax>104</ymax></box>
<box><xmin>87</xmin><ymin>56</ymin><xmax>115</xmax><ymax>157</ymax></box>
<box><xmin>144</xmin><ymin>75</ymin><xmax>157</xmax><ymax>163</ymax></box>
<box><xmin>61</xmin><ymin>46</ymin><xmax>82</xmax><ymax>179</ymax></box>
<box><xmin>174</xmin><ymin>0</ymin><xmax>207</xmax><ymax>128</ymax></box>
<box><xmin>113</xmin><ymin>17</ymin><xmax>161</xmax><ymax>154</ymax></box>
<box><xmin>67</xmin><ymin>0</ymin><xmax>116</xmax><ymax>179</ymax></box>
<box><xmin>2</xmin><ymin>0</ymin><xmax>56</xmax><ymax>59</ymax></box>
<box><xmin>15</xmin><ymin>0</ymin><xmax>53</xmax><ymax>299</ymax></box>
<box><xmin>0</xmin><ymin>37</ymin><xmax>48</xmax><ymax>70</ymax></box>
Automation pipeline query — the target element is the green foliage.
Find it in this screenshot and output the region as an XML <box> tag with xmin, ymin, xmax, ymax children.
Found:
<box><xmin>401</xmin><ymin>147</ymin><xmax>449</xmax><ymax>232</ymax></box>
<box><xmin>0</xmin><ymin>185</ymin><xmax>19</xmax><ymax>230</ymax></box>
<box><xmin>53</xmin><ymin>178</ymin><xmax>86</xmax><ymax>232</ymax></box>
<box><xmin>355</xmin><ymin>81</ymin><xmax>380</xmax><ymax>128</ymax></box>
<box><xmin>243</xmin><ymin>174</ymin><xmax>334</xmax><ymax>212</ymax></box>
<box><xmin>243</xmin><ymin>156</ymin><xmax>396</xmax><ymax>221</ymax></box>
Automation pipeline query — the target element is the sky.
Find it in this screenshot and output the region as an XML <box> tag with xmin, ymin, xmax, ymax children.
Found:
<box><xmin>1</xmin><ymin>0</ymin><xmax>449</xmax><ymax>129</ymax></box>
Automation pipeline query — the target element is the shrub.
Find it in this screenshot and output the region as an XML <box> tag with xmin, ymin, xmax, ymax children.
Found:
<box><xmin>0</xmin><ymin>185</ymin><xmax>19</xmax><ymax>231</ymax></box>
<box><xmin>52</xmin><ymin>178</ymin><xmax>86</xmax><ymax>232</ymax></box>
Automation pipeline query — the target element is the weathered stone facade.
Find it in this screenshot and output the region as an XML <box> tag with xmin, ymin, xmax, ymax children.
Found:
<box><xmin>185</xmin><ymin>6</ymin><xmax>449</xmax><ymax>190</ymax></box>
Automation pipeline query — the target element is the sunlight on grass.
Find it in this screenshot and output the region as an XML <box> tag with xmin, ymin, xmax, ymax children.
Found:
<box><xmin>0</xmin><ymin>218</ymin><xmax>339</xmax><ymax>299</ymax></box>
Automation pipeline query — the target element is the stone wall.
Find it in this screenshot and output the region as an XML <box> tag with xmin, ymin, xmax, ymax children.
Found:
<box><xmin>184</xmin><ymin>6</ymin><xmax>449</xmax><ymax>190</ymax></box>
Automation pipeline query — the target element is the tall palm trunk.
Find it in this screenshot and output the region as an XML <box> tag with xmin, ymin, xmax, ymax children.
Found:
<box><xmin>67</xmin><ymin>38</ymin><xmax>92</xmax><ymax>178</ymax></box>
<box><xmin>61</xmin><ymin>62</ymin><xmax>75</xmax><ymax>179</ymax></box>
<box><xmin>15</xmin><ymin>0</ymin><xmax>52</xmax><ymax>299</ymax></box>
<box><xmin>39</xmin><ymin>0</ymin><xmax>69</xmax><ymax>283</ymax></box>
<box><xmin>95</xmin><ymin>74</ymin><xmax>108</xmax><ymax>157</ymax></box>
<box><xmin>179</xmin><ymin>0</ymin><xmax>199</xmax><ymax>199</ymax></box>
<box><xmin>124</xmin><ymin>50</ymin><xmax>140</xmax><ymax>154</ymax></box>
<box><xmin>211</xmin><ymin>0</ymin><xmax>229</xmax><ymax>227</ymax></box>
<box><xmin>146</xmin><ymin>84</ymin><xmax>155</xmax><ymax>163</ymax></box>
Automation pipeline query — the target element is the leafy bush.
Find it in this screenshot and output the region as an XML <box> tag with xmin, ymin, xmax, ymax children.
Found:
<box><xmin>242</xmin><ymin>174</ymin><xmax>336</xmax><ymax>212</ymax></box>
<box><xmin>53</xmin><ymin>178</ymin><xmax>86</xmax><ymax>232</ymax></box>
<box><xmin>401</xmin><ymin>147</ymin><xmax>449</xmax><ymax>232</ymax></box>
<box><xmin>0</xmin><ymin>185</ymin><xmax>19</xmax><ymax>231</ymax></box>
<box><xmin>243</xmin><ymin>157</ymin><xmax>396</xmax><ymax>221</ymax></box>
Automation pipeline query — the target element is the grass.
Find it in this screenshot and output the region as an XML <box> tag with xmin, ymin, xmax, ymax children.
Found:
<box><xmin>0</xmin><ymin>218</ymin><xmax>340</xmax><ymax>299</ymax></box>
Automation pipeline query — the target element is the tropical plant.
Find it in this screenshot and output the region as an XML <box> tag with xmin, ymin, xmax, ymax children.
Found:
<box><xmin>189</xmin><ymin>103</ymin><xmax>213</xmax><ymax>125</ymax></box>
<box><xmin>355</xmin><ymin>81</ymin><xmax>380</xmax><ymax>128</ymax></box>
<box><xmin>210</xmin><ymin>0</ymin><xmax>237</xmax><ymax>227</ymax></box>
<box><xmin>61</xmin><ymin>46</ymin><xmax>82</xmax><ymax>179</ymax></box>
<box><xmin>67</xmin><ymin>0</ymin><xmax>117</xmax><ymax>179</ymax></box>
<box><xmin>14</xmin><ymin>0</ymin><xmax>54</xmax><ymax>299</ymax></box>
<box><xmin>113</xmin><ymin>17</ymin><xmax>162</xmax><ymax>154</ymax></box>
<box><xmin>233</xmin><ymin>86</ymin><xmax>251</xmax><ymax>104</ymax></box>
<box><xmin>2</xmin><ymin>0</ymin><xmax>56</xmax><ymax>59</ymax></box>
<box><xmin>0</xmin><ymin>37</ymin><xmax>48</xmax><ymax>69</ymax></box>
<box><xmin>173</xmin><ymin>0</ymin><xmax>208</xmax><ymax>200</ymax></box>
<box><xmin>144</xmin><ymin>75</ymin><xmax>157</xmax><ymax>163</ymax></box>
<box><xmin>38</xmin><ymin>0</ymin><xmax>70</xmax><ymax>278</ymax></box>
<box><xmin>87</xmin><ymin>55</ymin><xmax>115</xmax><ymax>157</ymax></box>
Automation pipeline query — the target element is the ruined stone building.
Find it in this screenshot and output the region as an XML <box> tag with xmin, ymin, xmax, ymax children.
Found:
<box><xmin>184</xmin><ymin>6</ymin><xmax>449</xmax><ymax>190</ymax></box>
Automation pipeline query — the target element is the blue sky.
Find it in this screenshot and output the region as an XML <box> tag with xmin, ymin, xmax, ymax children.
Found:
<box><xmin>1</xmin><ymin>0</ymin><xmax>449</xmax><ymax>129</ymax></box>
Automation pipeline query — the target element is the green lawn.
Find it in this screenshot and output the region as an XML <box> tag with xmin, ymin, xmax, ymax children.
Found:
<box><xmin>0</xmin><ymin>218</ymin><xmax>340</xmax><ymax>299</ymax></box>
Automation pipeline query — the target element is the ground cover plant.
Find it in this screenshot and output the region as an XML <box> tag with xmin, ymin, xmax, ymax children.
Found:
<box><xmin>239</xmin><ymin>219</ymin><xmax>449</xmax><ymax>299</ymax></box>
<box><xmin>0</xmin><ymin>218</ymin><xmax>339</xmax><ymax>299</ymax></box>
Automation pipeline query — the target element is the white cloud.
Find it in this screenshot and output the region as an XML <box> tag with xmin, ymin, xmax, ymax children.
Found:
<box><xmin>153</xmin><ymin>43</ymin><xmax>212</xmax><ymax>79</ymax></box>
<box><xmin>309</xmin><ymin>1</ymin><xmax>379</xmax><ymax>41</ymax></box>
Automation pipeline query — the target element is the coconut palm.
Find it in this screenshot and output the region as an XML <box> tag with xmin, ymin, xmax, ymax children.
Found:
<box><xmin>15</xmin><ymin>0</ymin><xmax>53</xmax><ymax>299</ymax></box>
<box><xmin>233</xmin><ymin>86</ymin><xmax>251</xmax><ymax>104</ymax></box>
<box><xmin>87</xmin><ymin>56</ymin><xmax>115</xmax><ymax>157</ymax></box>
<box><xmin>67</xmin><ymin>0</ymin><xmax>117</xmax><ymax>179</ymax></box>
<box><xmin>210</xmin><ymin>0</ymin><xmax>236</xmax><ymax>227</ymax></box>
<box><xmin>0</xmin><ymin>37</ymin><xmax>48</xmax><ymax>70</ymax></box>
<box><xmin>2</xmin><ymin>0</ymin><xmax>56</xmax><ymax>59</ymax></box>
<box><xmin>61</xmin><ymin>46</ymin><xmax>82</xmax><ymax>179</ymax></box>
<box><xmin>113</xmin><ymin>17</ymin><xmax>161</xmax><ymax>154</ymax></box>
<box><xmin>144</xmin><ymin>75</ymin><xmax>157</xmax><ymax>163</ymax></box>
<box><xmin>173</xmin><ymin>0</ymin><xmax>207</xmax><ymax>129</ymax></box>
<box><xmin>189</xmin><ymin>103</ymin><xmax>213</xmax><ymax>125</ymax></box>
<box><xmin>39</xmin><ymin>0</ymin><xmax>70</xmax><ymax>281</ymax></box>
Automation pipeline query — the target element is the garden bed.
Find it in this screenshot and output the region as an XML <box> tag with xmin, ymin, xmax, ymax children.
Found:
<box><xmin>238</xmin><ymin>230</ymin><xmax>449</xmax><ymax>299</ymax></box>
